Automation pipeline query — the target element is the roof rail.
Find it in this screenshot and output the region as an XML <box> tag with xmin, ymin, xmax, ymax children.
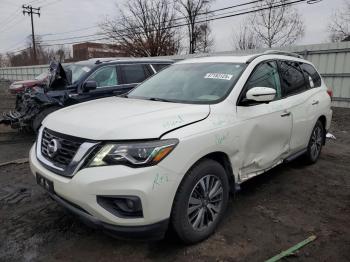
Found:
<box><xmin>246</xmin><ymin>50</ymin><xmax>303</xmax><ymax>63</ymax></box>
<box><xmin>263</xmin><ymin>50</ymin><xmax>303</xmax><ymax>58</ymax></box>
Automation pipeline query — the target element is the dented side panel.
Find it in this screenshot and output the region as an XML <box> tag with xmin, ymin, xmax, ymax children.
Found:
<box><xmin>235</xmin><ymin>100</ymin><xmax>292</xmax><ymax>181</ymax></box>
<box><xmin>158</xmin><ymin>99</ymin><xmax>292</xmax><ymax>185</ymax></box>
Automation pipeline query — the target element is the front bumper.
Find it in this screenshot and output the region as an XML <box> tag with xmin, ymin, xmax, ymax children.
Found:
<box><xmin>50</xmin><ymin>191</ymin><xmax>169</xmax><ymax>240</ymax></box>
<box><xmin>29</xmin><ymin>144</ymin><xmax>180</xmax><ymax>239</ymax></box>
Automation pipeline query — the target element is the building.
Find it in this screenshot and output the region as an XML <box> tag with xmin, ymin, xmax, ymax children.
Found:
<box><xmin>72</xmin><ymin>42</ymin><xmax>126</xmax><ymax>61</ymax></box>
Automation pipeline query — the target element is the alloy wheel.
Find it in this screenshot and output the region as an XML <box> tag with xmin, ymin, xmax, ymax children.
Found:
<box><xmin>310</xmin><ymin>125</ymin><xmax>323</xmax><ymax>160</ymax></box>
<box><xmin>187</xmin><ymin>175</ymin><xmax>223</xmax><ymax>231</ymax></box>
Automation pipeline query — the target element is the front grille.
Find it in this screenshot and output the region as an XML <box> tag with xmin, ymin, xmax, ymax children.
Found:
<box><xmin>41</xmin><ymin>128</ymin><xmax>83</xmax><ymax>167</ymax></box>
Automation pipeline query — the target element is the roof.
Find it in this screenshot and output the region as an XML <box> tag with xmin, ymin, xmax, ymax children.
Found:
<box><xmin>74</xmin><ymin>57</ymin><xmax>174</xmax><ymax>66</ymax></box>
<box><xmin>177</xmin><ymin>55</ymin><xmax>256</xmax><ymax>64</ymax></box>
<box><xmin>176</xmin><ymin>51</ymin><xmax>308</xmax><ymax>65</ymax></box>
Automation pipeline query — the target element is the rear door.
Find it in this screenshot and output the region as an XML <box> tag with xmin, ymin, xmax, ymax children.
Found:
<box><xmin>118</xmin><ymin>64</ymin><xmax>152</xmax><ymax>94</ymax></box>
<box><xmin>277</xmin><ymin>60</ymin><xmax>317</xmax><ymax>154</ymax></box>
<box><xmin>236</xmin><ymin>60</ymin><xmax>292</xmax><ymax>180</ymax></box>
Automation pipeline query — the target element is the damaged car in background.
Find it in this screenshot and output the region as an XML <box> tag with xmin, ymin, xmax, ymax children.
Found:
<box><xmin>8</xmin><ymin>71</ymin><xmax>48</xmax><ymax>94</ymax></box>
<box><xmin>0</xmin><ymin>58</ymin><xmax>173</xmax><ymax>131</ymax></box>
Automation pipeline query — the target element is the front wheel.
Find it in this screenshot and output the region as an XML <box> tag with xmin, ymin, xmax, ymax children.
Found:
<box><xmin>171</xmin><ymin>159</ymin><xmax>229</xmax><ymax>244</ymax></box>
<box><xmin>304</xmin><ymin>120</ymin><xmax>324</xmax><ymax>164</ymax></box>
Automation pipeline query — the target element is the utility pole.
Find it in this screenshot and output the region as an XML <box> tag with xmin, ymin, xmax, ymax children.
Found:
<box><xmin>22</xmin><ymin>5</ymin><xmax>40</xmax><ymax>64</ymax></box>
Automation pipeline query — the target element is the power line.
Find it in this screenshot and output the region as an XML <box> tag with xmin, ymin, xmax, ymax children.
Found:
<box><xmin>3</xmin><ymin>0</ymin><xmax>319</xmax><ymax>54</ymax></box>
<box><xmin>0</xmin><ymin>16</ymin><xmax>26</xmax><ymax>35</ymax></box>
<box><xmin>38</xmin><ymin>0</ymin><xmax>264</xmax><ymax>43</ymax></box>
<box><xmin>5</xmin><ymin>47</ymin><xmax>31</xmax><ymax>55</ymax></box>
<box><xmin>38</xmin><ymin>0</ymin><xmax>312</xmax><ymax>47</ymax></box>
<box><xmin>0</xmin><ymin>0</ymin><xmax>44</xmax><ymax>30</ymax></box>
<box><xmin>0</xmin><ymin>8</ymin><xmax>22</xmax><ymax>31</ymax></box>
<box><xmin>38</xmin><ymin>25</ymin><xmax>99</xmax><ymax>36</ymax></box>
<box><xmin>0</xmin><ymin>36</ymin><xmax>29</xmax><ymax>53</ymax></box>
<box><xmin>37</xmin><ymin>0</ymin><xmax>263</xmax><ymax>41</ymax></box>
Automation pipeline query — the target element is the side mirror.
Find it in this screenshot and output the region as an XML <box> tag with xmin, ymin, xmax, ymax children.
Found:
<box><xmin>245</xmin><ymin>87</ymin><xmax>276</xmax><ymax>103</ymax></box>
<box><xmin>82</xmin><ymin>80</ymin><xmax>97</xmax><ymax>92</ymax></box>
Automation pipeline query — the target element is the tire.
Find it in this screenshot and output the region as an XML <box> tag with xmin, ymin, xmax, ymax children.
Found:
<box><xmin>304</xmin><ymin>120</ymin><xmax>324</xmax><ymax>164</ymax></box>
<box><xmin>171</xmin><ymin>159</ymin><xmax>230</xmax><ymax>244</ymax></box>
<box><xmin>31</xmin><ymin>106</ymin><xmax>61</xmax><ymax>133</ymax></box>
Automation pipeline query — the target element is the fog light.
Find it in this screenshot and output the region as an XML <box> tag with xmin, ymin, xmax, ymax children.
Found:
<box><xmin>97</xmin><ymin>196</ymin><xmax>143</xmax><ymax>218</ymax></box>
<box><xmin>126</xmin><ymin>199</ymin><xmax>135</xmax><ymax>210</ymax></box>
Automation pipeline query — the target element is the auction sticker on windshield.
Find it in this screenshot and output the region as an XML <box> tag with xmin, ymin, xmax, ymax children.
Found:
<box><xmin>204</xmin><ymin>73</ymin><xmax>233</xmax><ymax>80</ymax></box>
<box><xmin>82</xmin><ymin>66</ymin><xmax>91</xmax><ymax>72</ymax></box>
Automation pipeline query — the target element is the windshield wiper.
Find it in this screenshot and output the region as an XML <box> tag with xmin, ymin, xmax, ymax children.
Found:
<box><xmin>147</xmin><ymin>97</ymin><xmax>173</xmax><ymax>102</ymax></box>
<box><xmin>117</xmin><ymin>93</ymin><xmax>128</xmax><ymax>98</ymax></box>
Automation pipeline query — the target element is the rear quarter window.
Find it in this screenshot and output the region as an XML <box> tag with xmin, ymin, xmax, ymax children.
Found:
<box><xmin>152</xmin><ymin>64</ymin><xmax>171</xmax><ymax>72</ymax></box>
<box><xmin>278</xmin><ymin>60</ymin><xmax>307</xmax><ymax>97</ymax></box>
<box><xmin>300</xmin><ymin>63</ymin><xmax>322</xmax><ymax>88</ymax></box>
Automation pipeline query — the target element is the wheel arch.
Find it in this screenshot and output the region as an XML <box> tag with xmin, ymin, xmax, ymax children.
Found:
<box><xmin>317</xmin><ymin>115</ymin><xmax>327</xmax><ymax>145</ymax></box>
<box><xmin>203</xmin><ymin>152</ymin><xmax>236</xmax><ymax>193</ymax></box>
<box><xmin>174</xmin><ymin>151</ymin><xmax>236</xmax><ymax>199</ymax></box>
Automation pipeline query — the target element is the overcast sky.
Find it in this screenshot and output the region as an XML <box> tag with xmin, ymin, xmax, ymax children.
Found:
<box><xmin>0</xmin><ymin>0</ymin><xmax>346</xmax><ymax>54</ymax></box>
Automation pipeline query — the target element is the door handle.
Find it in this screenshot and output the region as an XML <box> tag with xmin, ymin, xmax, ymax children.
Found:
<box><xmin>281</xmin><ymin>112</ymin><xmax>291</xmax><ymax>117</ymax></box>
<box><xmin>312</xmin><ymin>100</ymin><xmax>319</xmax><ymax>105</ymax></box>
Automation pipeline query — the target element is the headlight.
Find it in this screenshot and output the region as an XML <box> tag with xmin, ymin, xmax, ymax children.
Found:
<box><xmin>87</xmin><ymin>139</ymin><xmax>179</xmax><ymax>167</ymax></box>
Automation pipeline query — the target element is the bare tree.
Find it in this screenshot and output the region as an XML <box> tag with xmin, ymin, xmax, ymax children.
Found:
<box><xmin>232</xmin><ymin>21</ymin><xmax>261</xmax><ymax>50</ymax></box>
<box><xmin>328</xmin><ymin>1</ymin><xmax>350</xmax><ymax>42</ymax></box>
<box><xmin>5</xmin><ymin>37</ymin><xmax>72</xmax><ymax>67</ymax></box>
<box><xmin>45</xmin><ymin>45</ymin><xmax>72</xmax><ymax>62</ymax></box>
<box><xmin>196</xmin><ymin>23</ymin><xmax>214</xmax><ymax>53</ymax></box>
<box><xmin>250</xmin><ymin>0</ymin><xmax>304</xmax><ymax>48</ymax></box>
<box><xmin>100</xmin><ymin>0</ymin><xmax>181</xmax><ymax>57</ymax></box>
<box><xmin>176</xmin><ymin>0</ymin><xmax>213</xmax><ymax>54</ymax></box>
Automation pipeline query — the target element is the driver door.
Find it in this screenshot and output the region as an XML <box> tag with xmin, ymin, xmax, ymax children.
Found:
<box><xmin>236</xmin><ymin>60</ymin><xmax>292</xmax><ymax>181</ymax></box>
<box><xmin>76</xmin><ymin>65</ymin><xmax>120</xmax><ymax>102</ymax></box>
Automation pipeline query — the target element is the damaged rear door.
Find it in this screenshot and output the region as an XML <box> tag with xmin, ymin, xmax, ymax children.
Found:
<box><xmin>236</xmin><ymin>60</ymin><xmax>292</xmax><ymax>181</ymax></box>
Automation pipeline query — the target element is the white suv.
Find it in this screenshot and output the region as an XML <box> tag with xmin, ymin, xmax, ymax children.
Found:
<box><xmin>29</xmin><ymin>51</ymin><xmax>332</xmax><ymax>243</ymax></box>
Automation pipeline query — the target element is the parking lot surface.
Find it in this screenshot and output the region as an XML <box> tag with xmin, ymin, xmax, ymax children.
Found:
<box><xmin>0</xmin><ymin>84</ymin><xmax>349</xmax><ymax>261</ymax></box>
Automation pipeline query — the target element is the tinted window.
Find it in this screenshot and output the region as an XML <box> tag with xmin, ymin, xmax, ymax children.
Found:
<box><xmin>245</xmin><ymin>61</ymin><xmax>282</xmax><ymax>99</ymax></box>
<box><xmin>120</xmin><ymin>64</ymin><xmax>148</xmax><ymax>84</ymax></box>
<box><xmin>87</xmin><ymin>66</ymin><xmax>117</xmax><ymax>88</ymax></box>
<box><xmin>152</xmin><ymin>64</ymin><xmax>171</xmax><ymax>72</ymax></box>
<box><xmin>128</xmin><ymin>63</ymin><xmax>246</xmax><ymax>104</ymax></box>
<box><xmin>300</xmin><ymin>63</ymin><xmax>321</xmax><ymax>88</ymax></box>
<box><xmin>278</xmin><ymin>61</ymin><xmax>306</xmax><ymax>96</ymax></box>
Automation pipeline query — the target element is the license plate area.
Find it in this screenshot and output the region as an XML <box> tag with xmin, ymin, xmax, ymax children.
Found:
<box><xmin>36</xmin><ymin>173</ymin><xmax>54</xmax><ymax>193</ymax></box>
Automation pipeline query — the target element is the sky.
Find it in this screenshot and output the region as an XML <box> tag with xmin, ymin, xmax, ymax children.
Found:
<box><xmin>0</xmin><ymin>0</ymin><xmax>346</xmax><ymax>55</ymax></box>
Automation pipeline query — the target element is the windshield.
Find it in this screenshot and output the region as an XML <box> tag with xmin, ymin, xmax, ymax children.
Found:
<box><xmin>128</xmin><ymin>62</ymin><xmax>246</xmax><ymax>104</ymax></box>
<box><xmin>69</xmin><ymin>64</ymin><xmax>93</xmax><ymax>83</ymax></box>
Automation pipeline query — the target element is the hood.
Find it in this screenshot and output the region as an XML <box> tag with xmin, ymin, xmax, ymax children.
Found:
<box><xmin>11</xmin><ymin>79</ymin><xmax>41</xmax><ymax>86</ymax></box>
<box><xmin>43</xmin><ymin>97</ymin><xmax>210</xmax><ymax>140</ymax></box>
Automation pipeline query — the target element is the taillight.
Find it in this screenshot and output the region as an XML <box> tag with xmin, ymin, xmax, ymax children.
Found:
<box><xmin>327</xmin><ymin>88</ymin><xmax>333</xmax><ymax>98</ymax></box>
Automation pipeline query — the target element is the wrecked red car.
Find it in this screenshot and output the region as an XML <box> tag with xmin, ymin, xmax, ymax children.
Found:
<box><xmin>8</xmin><ymin>72</ymin><xmax>48</xmax><ymax>94</ymax></box>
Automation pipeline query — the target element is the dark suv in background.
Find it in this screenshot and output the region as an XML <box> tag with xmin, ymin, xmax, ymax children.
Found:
<box><xmin>64</xmin><ymin>58</ymin><xmax>173</xmax><ymax>101</ymax></box>
<box><xmin>0</xmin><ymin>58</ymin><xmax>173</xmax><ymax>131</ymax></box>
